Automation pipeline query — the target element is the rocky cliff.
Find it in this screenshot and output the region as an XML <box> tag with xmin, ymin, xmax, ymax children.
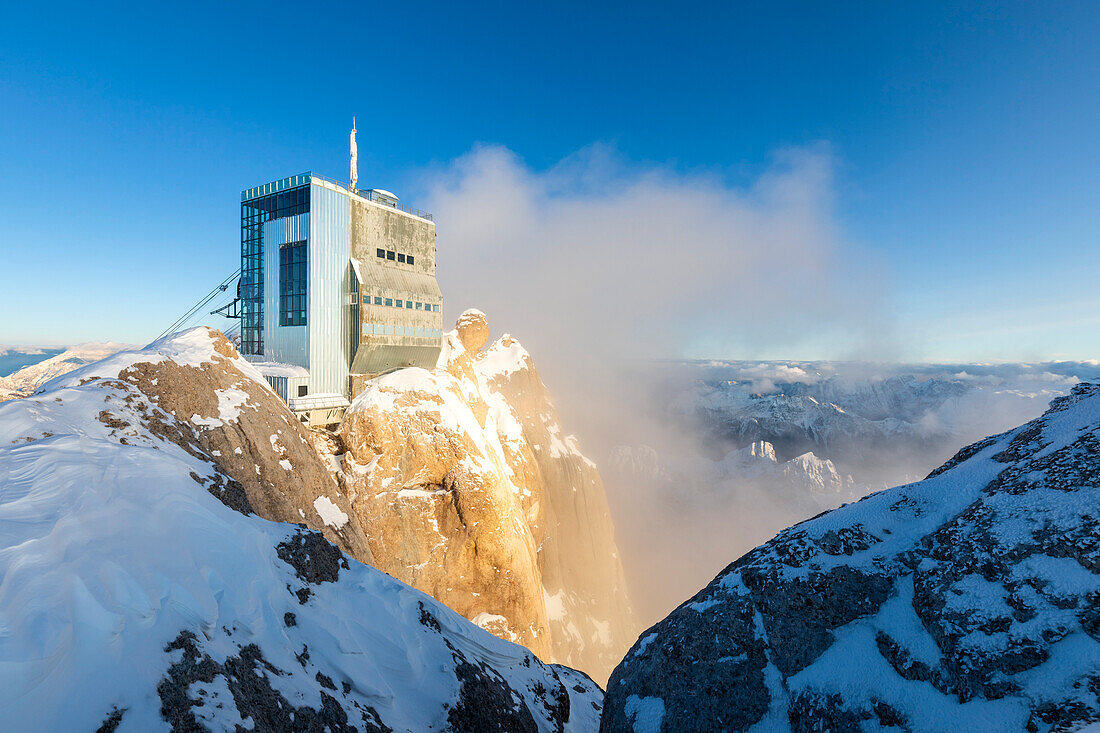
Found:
<box><xmin>603</xmin><ymin>383</ymin><xmax>1100</xmax><ymax>732</ymax></box>
<box><xmin>331</xmin><ymin>309</ymin><xmax>637</xmax><ymax>683</ymax></box>
<box><xmin>0</xmin><ymin>328</ymin><xmax>601</xmax><ymax>732</ymax></box>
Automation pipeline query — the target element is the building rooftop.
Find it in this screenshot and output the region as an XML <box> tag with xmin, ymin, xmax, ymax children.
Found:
<box><xmin>242</xmin><ymin>172</ymin><xmax>433</xmax><ymax>222</ymax></box>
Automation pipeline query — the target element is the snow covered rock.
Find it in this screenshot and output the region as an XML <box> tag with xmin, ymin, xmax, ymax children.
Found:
<box><xmin>0</xmin><ymin>328</ymin><xmax>602</xmax><ymax>731</ymax></box>
<box><xmin>332</xmin><ymin>310</ymin><xmax>638</xmax><ymax>683</ymax></box>
<box><xmin>22</xmin><ymin>328</ymin><xmax>374</xmax><ymax>563</ymax></box>
<box><xmin>602</xmin><ymin>383</ymin><xmax>1100</xmax><ymax>732</ymax></box>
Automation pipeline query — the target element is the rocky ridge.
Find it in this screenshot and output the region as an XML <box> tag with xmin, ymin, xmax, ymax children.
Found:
<box><xmin>1</xmin><ymin>317</ymin><xmax>637</xmax><ymax>685</ymax></box>
<box><xmin>330</xmin><ymin>309</ymin><xmax>637</xmax><ymax>682</ymax></box>
<box><xmin>0</xmin><ymin>328</ymin><xmax>602</xmax><ymax>731</ymax></box>
<box><xmin>603</xmin><ymin>383</ymin><xmax>1100</xmax><ymax>732</ymax></box>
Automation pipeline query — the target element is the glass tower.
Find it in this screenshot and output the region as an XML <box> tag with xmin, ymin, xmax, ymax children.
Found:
<box><xmin>240</xmin><ymin>175</ymin><xmax>310</xmax><ymax>355</ymax></box>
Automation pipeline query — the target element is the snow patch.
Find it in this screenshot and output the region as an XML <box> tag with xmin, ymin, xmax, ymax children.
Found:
<box><xmin>624</xmin><ymin>695</ymin><xmax>666</xmax><ymax>733</ymax></box>
<box><xmin>312</xmin><ymin>496</ymin><xmax>349</xmax><ymax>529</ymax></box>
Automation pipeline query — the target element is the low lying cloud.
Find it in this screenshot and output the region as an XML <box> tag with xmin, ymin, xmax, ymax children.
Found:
<box><xmin>422</xmin><ymin>144</ymin><xmax>897</xmax><ymax>624</ymax></box>
<box><xmin>426</xmin><ymin>144</ymin><xmax>892</xmax><ymax>372</ymax></box>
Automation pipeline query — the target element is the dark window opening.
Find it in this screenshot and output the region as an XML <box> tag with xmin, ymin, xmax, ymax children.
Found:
<box><xmin>297</xmin><ymin>385</ymin><xmax>308</xmax><ymax>397</ymax></box>
<box><xmin>407</xmin><ymin>255</ymin><xmax>415</xmax><ymax>265</ymax></box>
<box><xmin>279</xmin><ymin>241</ymin><xmax>307</xmax><ymax>326</ymax></box>
<box><xmin>386</xmin><ymin>250</ymin><xmax>395</xmax><ymax>260</ymax></box>
<box><xmin>376</xmin><ymin>248</ymin><xmax>385</xmax><ymax>259</ymax></box>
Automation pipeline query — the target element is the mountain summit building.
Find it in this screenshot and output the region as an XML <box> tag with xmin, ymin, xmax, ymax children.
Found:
<box><xmin>238</xmin><ymin>170</ymin><xmax>443</xmax><ymax>424</ymax></box>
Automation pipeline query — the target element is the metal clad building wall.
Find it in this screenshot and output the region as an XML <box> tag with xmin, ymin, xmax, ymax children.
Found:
<box><xmin>262</xmin><ymin>214</ymin><xmax>310</xmax><ymax>367</ymax></box>
<box><xmin>308</xmin><ymin>183</ymin><xmax>351</xmax><ymax>396</ymax></box>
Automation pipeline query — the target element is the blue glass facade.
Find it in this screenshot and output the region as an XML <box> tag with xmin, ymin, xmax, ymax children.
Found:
<box><xmin>240</xmin><ymin>175</ymin><xmax>311</xmax><ymax>355</ymax></box>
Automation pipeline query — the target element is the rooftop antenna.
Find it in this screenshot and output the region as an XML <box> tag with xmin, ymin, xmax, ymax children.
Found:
<box><xmin>350</xmin><ymin>117</ymin><xmax>358</xmax><ymax>193</ymax></box>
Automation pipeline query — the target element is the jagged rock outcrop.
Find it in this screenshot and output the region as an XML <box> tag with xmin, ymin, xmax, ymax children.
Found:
<box><xmin>332</xmin><ymin>309</ymin><xmax>638</xmax><ymax>682</ymax></box>
<box><xmin>603</xmin><ymin>383</ymin><xmax>1100</xmax><ymax>732</ymax></box>
<box><xmin>0</xmin><ymin>328</ymin><xmax>602</xmax><ymax>731</ymax></box>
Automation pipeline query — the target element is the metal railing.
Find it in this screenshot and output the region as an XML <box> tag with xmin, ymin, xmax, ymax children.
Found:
<box><xmin>310</xmin><ymin>173</ymin><xmax>433</xmax><ymax>222</ymax></box>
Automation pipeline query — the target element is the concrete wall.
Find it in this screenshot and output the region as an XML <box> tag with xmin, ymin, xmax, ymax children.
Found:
<box><xmin>349</xmin><ymin>196</ymin><xmax>443</xmax><ymax>386</ymax></box>
<box><xmin>349</xmin><ymin>195</ymin><xmax>438</xmax><ymax>275</ymax></box>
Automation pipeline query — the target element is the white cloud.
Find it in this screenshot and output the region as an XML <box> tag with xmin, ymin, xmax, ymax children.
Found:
<box><xmin>425</xmin><ymin>143</ymin><xmax>892</xmax><ymax>371</ymax></box>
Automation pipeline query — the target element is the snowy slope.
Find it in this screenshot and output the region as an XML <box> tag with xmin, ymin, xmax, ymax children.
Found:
<box><xmin>603</xmin><ymin>383</ymin><xmax>1100</xmax><ymax>732</ymax></box>
<box><xmin>0</xmin><ymin>330</ymin><xmax>602</xmax><ymax>732</ymax></box>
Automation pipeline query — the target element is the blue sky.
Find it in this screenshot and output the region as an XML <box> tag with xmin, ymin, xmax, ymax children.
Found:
<box><xmin>2</xmin><ymin>1</ymin><xmax>1098</xmax><ymax>361</ymax></box>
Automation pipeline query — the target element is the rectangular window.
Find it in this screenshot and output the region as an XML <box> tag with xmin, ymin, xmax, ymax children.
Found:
<box><xmin>374</xmin><ymin>296</ymin><xmax>382</xmax><ymax>305</ymax></box>
<box><xmin>397</xmin><ymin>253</ymin><xmax>406</xmax><ymax>263</ymax></box>
<box><xmin>415</xmin><ymin>302</ymin><xmax>423</xmax><ymax>310</ymax></box>
<box><xmin>297</xmin><ymin>385</ymin><xmax>308</xmax><ymax>397</ymax></box>
<box><xmin>407</xmin><ymin>255</ymin><xmax>415</xmax><ymax>266</ymax></box>
<box><xmin>376</xmin><ymin>248</ymin><xmax>385</xmax><ymax>259</ymax></box>
<box><xmin>278</xmin><ymin>241</ymin><xmax>307</xmax><ymax>326</ymax></box>
<box><xmin>384</xmin><ymin>298</ymin><xmax>393</xmax><ymax>307</ymax></box>
<box><xmin>405</xmin><ymin>300</ymin><xmax>412</xmax><ymax>309</ymax></box>
<box><xmin>432</xmin><ymin>304</ymin><xmax>440</xmax><ymax>313</ymax></box>
<box><xmin>386</xmin><ymin>250</ymin><xmax>395</xmax><ymax>260</ymax></box>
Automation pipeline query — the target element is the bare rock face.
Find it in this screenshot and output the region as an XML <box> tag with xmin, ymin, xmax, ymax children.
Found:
<box><xmin>332</xmin><ymin>310</ymin><xmax>638</xmax><ymax>682</ymax></box>
<box><xmin>455</xmin><ymin>308</ymin><xmax>490</xmax><ymax>353</ymax></box>
<box><xmin>479</xmin><ymin>334</ymin><xmax>638</xmax><ymax>682</ymax></box>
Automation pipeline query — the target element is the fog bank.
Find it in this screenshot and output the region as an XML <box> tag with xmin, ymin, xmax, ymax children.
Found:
<box><xmin>422</xmin><ymin>144</ymin><xmax>902</xmax><ymax>625</ymax></box>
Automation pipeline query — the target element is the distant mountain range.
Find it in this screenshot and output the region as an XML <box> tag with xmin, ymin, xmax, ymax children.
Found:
<box><xmin>665</xmin><ymin>359</ymin><xmax>1100</xmax><ymax>488</ymax></box>
<box><xmin>604</xmin><ymin>359</ymin><xmax>1100</xmax><ymax>625</ymax></box>
<box><xmin>0</xmin><ymin>343</ymin><xmax>132</xmax><ymax>401</ymax></box>
<box><xmin>0</xmin><ymin>346</ymin><xmax>64</xmax><ymax>379</ymax></box>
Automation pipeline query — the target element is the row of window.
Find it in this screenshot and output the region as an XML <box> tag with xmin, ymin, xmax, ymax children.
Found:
<box><xmin>363</xmin><ymin>294</ymin><xmax>440</xmax><ymax>312</ymax></box>
<box><xmin>363</xmin><ymin>324</ymin><xmax>443</xmax><ymax>338</ymax></box>
<box><xmin>376</xmin><ymin>248</ymin><xmax>415</xmax><ymax>265</ymax></box>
